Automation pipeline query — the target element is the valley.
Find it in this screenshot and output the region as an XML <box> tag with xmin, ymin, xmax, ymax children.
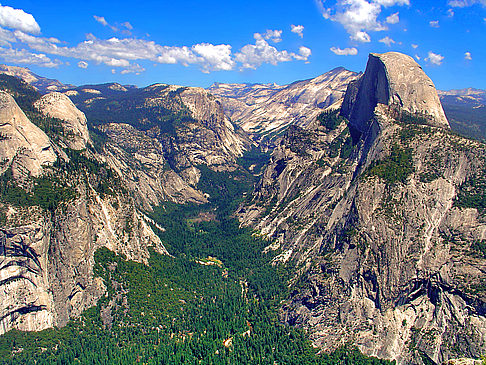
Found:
<box><xmin>0</xmin><ymin>52</ymin><xmax>485</xmax><ymax>365</ymax></box>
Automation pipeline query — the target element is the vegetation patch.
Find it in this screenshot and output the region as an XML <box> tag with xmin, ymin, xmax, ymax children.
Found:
<box><xmin>317</xmin><ymin>109</ymin><xmax>347</xmax><ymax>131</ymax></box>
<box><xmin>366</xmin><ymin>144</ymin><xmax>414</xmax><ymax>185</ymax></box>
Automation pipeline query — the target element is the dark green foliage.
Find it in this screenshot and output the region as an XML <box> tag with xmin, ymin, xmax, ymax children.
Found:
<box><xmin>0</xmin><ymin>168</ymin><xmax>75</xmax><ymax>211</ymax></box>
<box><xmin>366</xmin><ymin>144</ymin><xmax>414</xmax><ymax>185</ymax></box>
<box><xmin>454</xmin><ymin>167</ymin><xmax>486</xmax><ymax>215</ymax></box>
<box><xmin>471</xmin><ymin>240</ymin><xmax>486</xmax><ymax>259</ymax></box>
<box><xmin>0</xmin><ymin>74</ymin><xmax>41</xmax><ymax>112</ymax></box>
<box><xmin>317</xmin><ymin>110</ymin><xmax>347</xmax><ymax>131</ymax></box>
<box><xmin>236</xmin><ymin>147</ymin><xmax>271</xmax><ymax>175</ymax></box>
<box><xmin>329</xmin><ymin>127</ymin><xmax>354</xmax><ymax>159</ymax></box>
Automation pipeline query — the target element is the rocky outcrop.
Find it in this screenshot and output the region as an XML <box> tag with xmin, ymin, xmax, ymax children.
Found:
<box><xmin>0</xmin><ymin>91</ymin><xmax>56</xmax><ymax>177</ymax></box>
<box><xmin>342</xmin><ymin>52</ymin><xmax>450</xmax><ymax>136</ymax></box>
<box><xmin>239</xmin><ymin>53</ymin><xmax>485</xmax><ymax>364</ymax></box>
<box><xmin>209</xmin><ymin>67</ymin><xmax>360</xmax><ymax>139</ymax></box>
<box><xmin>34</xmin><ymin>92</ymin><xmax>91</xmax><ymax>150</ymax></box>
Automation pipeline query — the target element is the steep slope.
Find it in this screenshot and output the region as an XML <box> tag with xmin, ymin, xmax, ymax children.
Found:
<box><xmin>0</xmin><ymin>77</ymin><xmax>167</xmax><ymax>335</ymax></box>
<box><xmin>34</xmin><ymin>92</ymin><xmax>91</xmax><ymax>150</ymax></box>
<box><xmin>238</xmin><ymin>52</ymin><xmax>486</xmax><ymax>364</ymax></box>
<box><xmin>0</xmin><ymin>91</ymin><xmax>57</xmax><ymax>178</ymax></box>
<box><xmin>209</xmin><ymin>67</ymin><xmax>360</xmax><ymax>139</ymax></box>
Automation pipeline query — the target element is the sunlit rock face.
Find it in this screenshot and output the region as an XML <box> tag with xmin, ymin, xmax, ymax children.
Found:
<box><xmin>342</xmin><ymin>52</ymin><xmax>450</xmax><ymax>138</ymax></box>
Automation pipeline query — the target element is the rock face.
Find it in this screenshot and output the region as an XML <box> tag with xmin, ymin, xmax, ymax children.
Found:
<box><xmin>34</xmin><ymin>92</ymin><xmax>91</xmax><ymax>150</ymax></box>
<box><xmin>239</xmin><ymin>53</ymin><xmax>486</xmax><ymax>364</ymax></box>
<box><xmin>342</xmin><ymin>52</ymin><xmax>450</xmax><ymax>136</ymax></box>
<box><xmin>209</xmin><ymin>67</ymin><xmax>360</xmax><ymax>139</ymax></box>
<box><xmin>0</xmin><ymin>91</ymin><xmax>56</xmax><ymax>177</ymax></box>
<box><xmin>0</xmin><ymin>82</ymin><xmax>168</xmax><ymax>335</ymax></box>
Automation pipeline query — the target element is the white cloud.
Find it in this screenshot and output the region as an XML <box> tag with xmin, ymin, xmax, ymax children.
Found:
<box><xmin>330</xmin><ymin>46</ymin><xmax>358</xmax><ymax>55</ymax></box>
<box><xmin>262</xmin><ymin>29</ymin><xmax>282</xmax><ymax>43</ymax></box>
<box><xmin>193</xmin><ymin>43</ymin><xmax>235</xmax><ymax>72</ymax></box>
<box><xmin>10</xmin><ymin>22</ymin><xmax>309</xmax><ymax>74</ymax></box>
<box><xmin>78</xmin><ymin>61</ymin><xmax>88</xmax><ymax>69</ymax></box>
<box><xmin>352</xmin><ymin>31</ymin><xmax>371</xmax><ymax>42</ymax></box>
<box><xmin>447</xmin><ymin>8</ymin><xmax>455</xmax><ymax>16</ymax></box>
<box><xmin>425</xmin><ymin>51</ymin><xmax>444</xmax><ymax>65</ymax></box>
<box><xmin>120</xmin><ymin>63</ymin><xmax>145</xmax><ymax>75</ymax></box>
<box><xmin>373</xmin><ymin>0</ymin><xmax>409</xmax><ymax>6</ymax></box>
<box><xmin>291</xmin><ymin>24</ymin><xmax>304</xmax><ymax>38</ymax></box>
<box><xmin>411</xmin><ymin>43</ymin><xmax>418</xmax><ymax>49</ymax></box>
<box><xmin>429</xmin><ymin>20</ymin><xmax>440</xmax><ymax>28</ymax></box>
<box><xmin>415</xmin><ymin>54</ymin><xmax>420</xmax><ymax>60</ymax></box>
<box><xmin>379</xmin><ymin>36</ymin><xmax>395</xmax><ymax>46</ymax></box>
<box><xmin>294</xmin><ymin>46</ymin><xmax>312</xmax><ymax>60</ymax></box>
<box><xmin>464</xmin><ymin>51</ymin><xmax>472</xmax><ymax>60</ymax></box>
<box><xmin>0</xmin><ymin>26</ymin><xmax>16</xmax><ymax>46</ymax></box>
<box><xmin>94</xmin><ymin>15</ymin><xmax>108</xmax><ymax>26</ymax></box>
<box><xmin>0</xmin><ymin>47</ymin><xmax>61</xmax><ymax>67</ymax></box>
<box><xmin>386</xmin><ymin>12</ymin><xmax>399</xmax><ymax>24</ymax></box>
<box><xmin>448</xmin><ymin>0</ymin><xmax>486</xmax><ymax>7</ymax></box>
<box><xmin>0</xmin><ymin>5</ymin><xmax>40</xmax><ymax>34</ymax></box>
<box><xmin>235</xmin><ymin>33</ymin><xmax>310</xmax><ymax>69</ymax></box>
<box><xmin>315</xmin><ymin>0</ymin><xmax>410</xmax><ymax>42</ymax></box>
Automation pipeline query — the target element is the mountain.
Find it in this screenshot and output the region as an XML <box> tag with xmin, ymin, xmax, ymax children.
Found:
<box><xmin>439</xmin><ymin>88</ymin><xmax>486</xmax><ymax>141</ymax></box>
<box><xmin>0</xmin><ymin>73</ymin><xmax>252</xmax><ymax>336</ymax></box>
<box><xmin>0</xmin><ymin>55</ymin><xmax>485</xmax><ymax>364</ymax></box>
<box><xmin>209</xmin><ymin>67</ymin><xmax>360</xmax><ymax>141</ymax></box>
<box><xmin>0</xmin><ymin>64</ymin><xmax>74</xmax><ymax>94</ymax></box>
<box><xmin>238</xmin><ymin>52</ymin><xmax>486</xmax><ymax>364</ymax></box>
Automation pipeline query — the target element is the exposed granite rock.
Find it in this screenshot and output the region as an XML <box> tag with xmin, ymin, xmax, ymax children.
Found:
<box><xmin>209</xmin><ymin>67</ymin><xmax>360</xmax><ymax>139</ymax></box>
<box><xmin>342</xmin><ymin>52</ymin><xmax>450</xmax><ymax>136</ymax></box>
<box><xmin>239</xmin><ymin>53</ymin><xmax>485</xmax><ymax>364</ymax></box>
<box><xmin>34</xmin><ymin>92</ymin><xmax>91</xmax><ymax>150</ymax></box>
<box><xmin>0</xmin><ymin>91</ymin><xmax>56</xmax><ymax>177</ymax></box>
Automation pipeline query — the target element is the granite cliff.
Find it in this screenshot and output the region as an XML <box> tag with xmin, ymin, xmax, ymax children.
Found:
<box><xmin>0</xmin><ymin>74</ymin><xmax>250</xmax><ymax>335</ymax></box>
<box><xmin>238</xmin><ymin>52</ymin><xmax>486</xmax><ymax>364</ymax></box>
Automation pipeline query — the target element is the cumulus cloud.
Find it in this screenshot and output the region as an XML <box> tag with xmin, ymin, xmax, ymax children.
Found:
<box><xmin>12</xmin><ymin>28</ymin><xmax>309</xmax><ymax>73</ymax></box>
<box><xmin>78</xmin><ymin>61</ymin><xmax>88</xmax><ymax>69</ymax></box>
<box><xmin>379</xmin><ymin>36</ymin><xmax>395</xmax><ymax>46</ymax></box>
<box><xmin>330</xmin><ymin>46</ymin><xmax>358</xmax><ymax>55</ymax></box>
<box><xmin>235</xmin><ymin>33</ymin><xmax>310</xmax><ymax>69</ymax></box>
<box><xmin>425</xmin><ymin>51</ymin><xmax>444</xmax><ymax>65</ymax></box>
<box><xmin>386</xmin><ymin>12</ymin><xmax>399</xmax><ymax>24</ymax></box>
<box><xmin>193</xmin><ymin>43</ymin><xmax>235</xmax><ymax>72</ymax></box>
<box><xmin>447</xmin><ymin>8</ymin><xmax>455</xmax><ymax>16</ymax></box>
<box><xmin>448</xmin><ymin>0</ymin><xmax>486</xmax><ymax>7</ymax></box>
<box><xmin>262</xmin><ymin>29</ymin><xmax>283</xmax><ymax>43</ymax></box>
<box><xmin>0</xmin><ymin>47</ymin><xmax>61</xmax><ymax>67</ymax></box>
<box><xmin>316</xmin><ymin>0</ymin><xmax>409</xmax><ymax>42</ymax></box>
<box><xmin>411</xmin><ymin>43</ymin><xmax>418</xmax><ymax>49</ymax></box>
<box><xmin>464</xmin><ymin>51</ymin><xmax>472</xmax><ymax>60</ymax></box>
<box><xmin>291</xmin><ymin>24</ymin><xmax>304</xmax><ymax>38</ymax></box>
<box><xmin>429</xmin><ymin>20</ymin><xmax>440</xmax><ymax>28</ymax></box>
<box><xmin>0</xmin><ymin>5</ymin><xmax>40</xmax><ymax>34</ymax></box>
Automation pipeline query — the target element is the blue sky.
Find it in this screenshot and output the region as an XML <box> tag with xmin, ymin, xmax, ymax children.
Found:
<box><xmin>0</xmin><ymin>0</ymin><xmax>484</xmax><ymax>90</ymax></box>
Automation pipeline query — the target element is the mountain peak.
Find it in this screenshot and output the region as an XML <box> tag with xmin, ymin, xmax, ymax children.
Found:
<box><xmin>342</xmin><ymin>52</ymin><xmax>450</xmax><ymax>135</ymax></box>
